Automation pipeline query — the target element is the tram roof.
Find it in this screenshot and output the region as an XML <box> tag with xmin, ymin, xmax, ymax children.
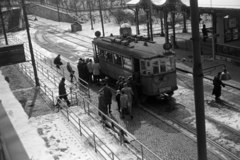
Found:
<box><xmin>127</xmin><ymin>0</ymin><xmax>240</xmax><ymax>9</ymax></box>
<box><xmin>92</xmin><ymin>36</ymin><xmax>175</xmax><ymax>59</ymax></box>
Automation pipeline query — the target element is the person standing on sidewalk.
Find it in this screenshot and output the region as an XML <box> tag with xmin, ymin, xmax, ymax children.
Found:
<box><xmin>54</xmin><ymin>54</ymin><xmax>63</xmax><ymax>69</ymax></box>
<box><xmin>92</xmin><ymin>59</ymin><xmax>101</xmax><ymax>85</ymax></box>
<box><xmin>86</xmin><ymin>59</ymin><xmax>93</xmax><ymax>83</ymax></box>
<box><xmin>202</xmin><ymin>24</ymin><xmax>208</xmax><ymax>42</ymax></box>
<box><xmin>57</xmin><ymin>77</ymin><xmax>71</xmax><ymax>107</ymax></box>
<box><xmin>66</xmin><ymin>62</ymin><xmax>75</xmax><ymax>83</ymax></box>
<box><xmin>98</xmin><ymin>89</ymin><xmax>108</xmax><ymax>122</ymax></box>
<box><xmin>121</xmin><ymin>83</ymin><xmax>134</xmax><ymax>120</ymax></box>
<box><xmin>99</xmin><ymin>82</ymin><xmax>112</xmax><ymax>114</ymax></box>
<box><xmin>212</xmin><ymin>72</ymin><xmax>225</xmax><ymax>101</ymax></box>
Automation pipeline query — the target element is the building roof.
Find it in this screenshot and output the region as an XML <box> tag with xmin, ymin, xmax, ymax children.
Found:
<box><xmin>127</xmin><ymin>0</ymin><xmax>240</xmax><ymax>9</ymax></box>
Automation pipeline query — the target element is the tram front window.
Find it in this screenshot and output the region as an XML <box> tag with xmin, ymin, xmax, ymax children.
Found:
<box><xmin>152</xmin><ymin>57</ymin><xmax>175</xmax><ymax>74</ymax></box>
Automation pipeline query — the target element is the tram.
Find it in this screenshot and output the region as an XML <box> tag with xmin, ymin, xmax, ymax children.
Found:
<box><xmin>92</xmin><ymin>25</ymin><xmax>178</xmax><ymax>97</ymax></box>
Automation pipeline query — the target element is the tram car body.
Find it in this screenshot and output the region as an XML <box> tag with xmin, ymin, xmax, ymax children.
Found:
<box><xmin>92</xmin><ymin>35</ymin><xmax>178</xmax><ymax>96</ymax></box>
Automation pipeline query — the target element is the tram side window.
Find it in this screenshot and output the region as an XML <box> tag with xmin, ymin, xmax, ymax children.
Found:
<box><xmin>106</xmin><ymin>51</ymin><xmax>113</xmax><ymax>63</ymax></box>
<box><xmin>140</xmin><ymin>60</ymin><xmax>146</xmax><ymax>75</ymax></box>
<box><xmin>114</xmin><ymin>53</ymin><xmax>122</xmax><ymax>66</ymax></box>
<box><xmin>123</xmin><ymin>57</ymin><xmax>132</xmax><ymax>70</ymax></box>
<box><xmin>99</xmin><ymin>49</ymin><xmax>105</xmax><ymax>59</ymax></box>
<box><xmin>152</xmin><ymin>60</ymin><xmax>160</xmax><ymax>74</ymax></box>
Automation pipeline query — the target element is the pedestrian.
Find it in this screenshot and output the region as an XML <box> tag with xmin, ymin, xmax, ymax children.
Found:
<box><xmin>120</xmin><ymin>90</ymin><xmax>128</xmax><ymax>119</ymax></box>
<box><xmin>128</xmin><ymin>76</ymin><xmax>139</xmax><ymax>107</ymax></box>
<box><xmin>119</xmin><ymin>77</ymin><xmax>125</xmax><ymax>91</ymax></box>
<box><xmin>212</xmin><ymin>72</ymin><xmax>225</xmax><ymax>101</ymax></box>
<box><xmin>77</xmin><ymin>58</ymin><xmax>87</xmax><ymax>84</ymax></box>
<box><xmin>121</xmin><ymin>83</ymin><xmax>134</xmax><ymax>120</ymax></box>
<box><xmin>116</xmin><ymin>76</ymin><xmax>122</xmax><ymax>90</ymax></box>
<box><xmin>202</xmin><ymin>24</ymin><xmax>208</xmax><ymax>42</ymax></box>
<box><xmin>99</xmin><ymin>82</ymin><xmax>112</xmax><ymax>114</ymax></box>
<box><xmin>66</xmin><ymin>62</ymin><xmax>75</xmax><ymax>83</ymax></box>
<box><xmin>87</xmin><ymin>59</ymin><xmax>93</xmax><ymax>83</ymax></box>
<box><xmin>57</xmin><ymin>77</ymin><xmax>71</xmax><ymax>108</ymax></box>
<box><xmin>115</xmin><ymin>90</ymin><xmax>121</xmax><ymax>111</ymax></box>
<box><xmin>54</xmin><ymin>54</ymin><xmax>63</xmax><ymax>69</ymax></box>
<box><xmin>98</xmin><ymin>90</ymin><xmax>108</xmax><ymax>122</ymax></box>
<box><xmin>92</xmin><ymin>59</ymin><xmax>101</xmax><ymax>86</ymax></box>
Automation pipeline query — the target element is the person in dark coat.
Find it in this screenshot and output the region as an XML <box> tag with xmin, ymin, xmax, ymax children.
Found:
<box><xmin>77</xmin><ymin>58</ymin><xmax>87</xmax><ymax>83</ymax></box>
<box><xmin>66</xmin><ymin>62</ymin><xmax>75</xmax><ymax>83</ymax></box>
<box><xmin>212</xmin><ymin>72</ymin><xmax>225</xmax><ymax>100</ymax></box>
<box><xmin>128</xmin><ymin>76</ymin><xmax>139</xmax><ymax>107</ymax></box>
<box><xmin>98</xmin><ymin>90</ymin><xmax>108</xmax><ymax>121</ymax></box>
<box><xmin>116</xmin><ymin>76</ymin><xmax>122</xmax><ymax>90</ymax></box>
<box><xmin>54</xmin><ymin>54</ymin><xmax>63</xmax><ymax>69</ymax></box>
<box><xmin>115</xmin><ymin>90</ymin><xmax>121</xmax><ymax>111</ymax></box>
<box><xmin>57</xmin><ymin>77</ymin><xmax>70</xmax><ymax>107</ymax></box>
<box><xmin>202</xmin><ymin>24</ymin><xmax>208</xmax><ymax>42</ymax></box>
<box><xmin>119</xmin><ymin>77</ymin><xmax>125</xmax><ymax>91</ymax></box>
<box><xmin>99</xmin><ymin>82</ymin><xmax>112</xmax><ymax>114</ymax></box>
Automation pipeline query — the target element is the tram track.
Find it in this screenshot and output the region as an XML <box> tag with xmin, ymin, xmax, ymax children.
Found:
<box><xmin>27</xmin><ymin>19</ymin><xmax>240</xmax><ymax>159</ymax></box>
<box><xmin>141</xmin><ymin>102</ymin><xmax>240</xmax><ymax>160</ymax></box>
<box><xmin>30</xmin><ymin>21</ymin><xmax>93</xmax><ymax>57</ymax></box>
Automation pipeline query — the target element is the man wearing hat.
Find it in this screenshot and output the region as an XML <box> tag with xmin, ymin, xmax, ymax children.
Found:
<box><xmin>99</xmin><ymin>81</ymin><xmax>112</xmax><ymax>114</ymax></box>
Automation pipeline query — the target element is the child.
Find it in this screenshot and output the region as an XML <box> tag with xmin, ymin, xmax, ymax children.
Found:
<box><xmin>116</xmin><ymin>90</ymin><xmax>121</xmax><ymax>112</ymax></box>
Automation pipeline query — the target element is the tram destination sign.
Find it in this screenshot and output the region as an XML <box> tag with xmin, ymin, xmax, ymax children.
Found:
<box><xmin>0</xmin><ymin>44</ymin><xmax>26</xmax><ymax>67</ymax></box>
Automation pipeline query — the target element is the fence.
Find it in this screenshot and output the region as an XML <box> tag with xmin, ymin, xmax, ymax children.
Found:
<box><xmin>9</xmin><ymin>35</ymin><xmax>90</xmax><ymax>99</ymax></box>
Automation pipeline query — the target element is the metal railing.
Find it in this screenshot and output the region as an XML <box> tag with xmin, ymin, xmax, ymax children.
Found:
<box><xmin>216</xmin><ymin>43</ymin><xmax>240</xmax><ymax>60</ymax></box>
<box><xmin>9</xmin><ymin>35</ymin><xmax>90</xmax><ymax>99</ymax></box>
<box><xmin>58</xmin><ymin>98</ymin><xmax>121</xmax><ymax>160</ymax></box>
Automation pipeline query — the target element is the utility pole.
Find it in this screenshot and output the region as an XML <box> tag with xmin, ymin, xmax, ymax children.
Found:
<box><xmin>98</xmin><ymin>0</ymin><xmax>105</xmax><ymax>37</ymax></box>
<box><xmin>190</xmin><ymin>0</ymin><xmax>207</xmax><ymax>159</ymax></box>
<box><xmin>56</xmin><ymin>0</ymin><xmax>60</xmax><ymax>22</ymax></box>
<box><xmin>88</xmin><ymin>0</ymin><xmax>93</xmax><ymax>30</ymax></box>
<box><xmin>0</xmin><ymin>4</ymin><xmax>8</xmax><ymax>45</ymax></box>
<box><xmin>21</xmin><ymin>0</ymin><xmax>40</xmax><ymax>87</ymax></box>
<box><xmin>148</xmin><ymin>0</ymin><xmax>153</xmax><ymax>41</ymax></box>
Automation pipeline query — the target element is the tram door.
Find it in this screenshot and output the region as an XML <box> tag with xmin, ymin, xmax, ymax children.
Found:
<box><xmin>133</xmin><ymin>58</ymin><xmax>140</xmax><ymax>83</ymax></box>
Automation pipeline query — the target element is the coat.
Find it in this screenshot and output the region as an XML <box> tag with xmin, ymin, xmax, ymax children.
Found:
<box><xmin>59</xmin><ymin>80</ymin><xmax>67</xmax><ymax>96</ymax></box>
<box><xmin>77</xmin><ymin>61</ymin><xmax>87</xmax><ymax>81</ymax></box>
<box><xmin>92</xmin><ymin>63</ymin><xmax>100</xmax><ymax>75</ymax></box>
<box><xmin>120</xmin><ymin>94</ymin><xmax>128</xmax><ymax>111</ymax></box>
<box><xmin>99</xmin><ymin>86</ymin><xmax>112</xmax><ymax>104</ymax></box>
<box><xmin>54</xmin><ymin>56</ymin><xmax>62</xmax><ymax>65</ymax></box>
<box><xmin>122</xmin><ymin>86</ymin><xmax>134</xmax><ymax>106</ymax></box>
<box><xmin>212</xmin><ymin>75</ymin><xmax>225</xmax><ymax>97</ymax></box>
<box><xmin>98</xmin><ymin>93</ymin><xmax>108</xmax><ymax>116</ymax></box>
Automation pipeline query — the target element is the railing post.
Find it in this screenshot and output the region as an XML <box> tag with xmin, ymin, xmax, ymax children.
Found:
<box><xmin>83</xmin><ymin>98</ymin><xmax>86</xmax><ymax>113</ymax></box>
<box><xmin>93</xmin><ymin>134</ymin><xmax>97</xmax><ymax>152</ymax></box>
<box><xmin>78</xmin><ymin>118</ymin><xmax>82</xmax><ymax>136</ymax></box>
<box><xmin>112</xmin><ymin>152</ymin><xmax>115</xmax><ymax>160</ymax></box>
<box><xmin>67</xmin><ymin>107</ymin><xmax>69</xmax><ymax>121</ymax></box>
<box><xmin>141</xmin><ymin>145</ymin><xmax>144</xmax><ymax>160</ymax></box>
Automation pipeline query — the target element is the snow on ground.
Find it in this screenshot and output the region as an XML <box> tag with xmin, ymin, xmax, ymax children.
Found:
<box><xmin>0</xmin><ymin>70</ymin><xmax>53</xmax><ymax>160</ymax></box>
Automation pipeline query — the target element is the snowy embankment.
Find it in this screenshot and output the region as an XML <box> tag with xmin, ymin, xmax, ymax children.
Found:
<box><xmin>0</xmin><ymin>70</ymin><xmax>53</xmax><ymax>160</ymax></box>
